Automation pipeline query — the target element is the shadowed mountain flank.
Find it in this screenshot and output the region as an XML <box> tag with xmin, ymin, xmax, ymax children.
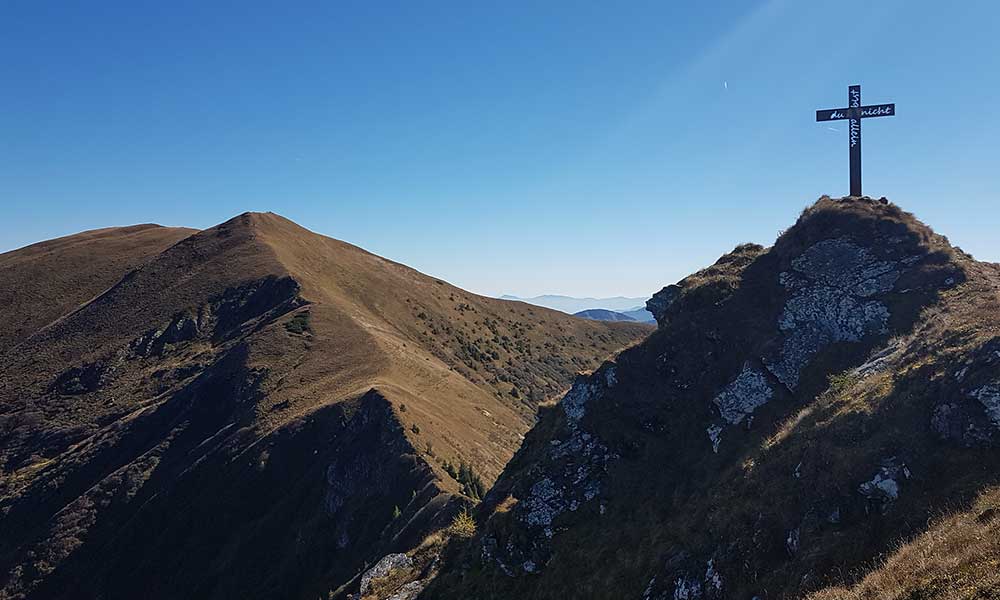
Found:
<box><xmin>0</xmin><ymin>212</ymin><xmax>650</xmax><ymax>600</ymax></box>
<box><xmin>422</xmin><ymin>197</ymin><xmax>1000</xmax><ymax>600</ymax></box>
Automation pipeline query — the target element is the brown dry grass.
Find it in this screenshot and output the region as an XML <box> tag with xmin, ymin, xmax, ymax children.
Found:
<box><xmin>809</xmin><ymin>487</ymin><xmax>1000</xmax><ymax>600</ymax></box>
<box><xmin>0</xmin><ymin>224</ymin><xmax>195</xmax><ymax>347</ymax></box>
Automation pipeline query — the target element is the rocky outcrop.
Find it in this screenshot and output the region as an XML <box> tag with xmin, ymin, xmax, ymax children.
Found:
<box><xmin>706</xmin><ymin>363</ymin><xmax>774</xmax><ymax>452</ymax></box>
<box><xmin>765</xmin><ymin>237</ymin><xmax>903</xmax><ymax>390</ymax></box>
<box><xmin>427</xmin><ymin>197</ymin><xmax>990</xmax><ymax>600</ymax></box>
<box><xmin>930</xmin><ymin>401</ymin><xmax>994</xmax><ymax>447</ymax></box>
<box><xmin>646</xmin><ymin>285</ymin><xmax>681</xmax><ymax>327</ymax></box>
<box><xmin>641</xmin><ymin>554</ymin><xmax>725</xmax><ymax>600</ymax></box>
<box><xmin>858</xmin><ymin>458</ymin><xmax>912</xmax><ymax>512</ymax></box>
<box><xmin>478</xmin><ymin>369</ymin><xmax>620</xmax><ymax>575</ymax></box>
<box><xmin>931</xmin><ymin>339</ymin><xmax>1000</xmax><ymax>447</ymax></box>
<box><xmin>130</xmin><ymin>276</ymin><xmax>303</xmax><ymax>357</ymax></box>
<box><xmin>713</xmin><ymin>363</ymin><xmax>773</xmax><ymax>426</ymax></box>
<box><xmin>52</xmin><ymin>362</ymin><xmax>107</xmax><ymax>395</ymax></box>
<box><xmin>970</xmin><ymin>383</ymin><xmax>1000</xmax><ymax>428</ymax></box>
<box><xmin>359</xmin><ymin>554</ymin><xmax>414</xmax><ymax>596</ymax></box>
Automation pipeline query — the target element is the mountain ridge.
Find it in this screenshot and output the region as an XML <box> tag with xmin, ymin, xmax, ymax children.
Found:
<box><xmin>0</xmin><ymin>223</ymin><xmax>198</xmax><ymax>348</ymax></box>
<box><xmin>0</xmin><ymin>212</ymin><xmax>650</xmax><ymax>599</ymax></box>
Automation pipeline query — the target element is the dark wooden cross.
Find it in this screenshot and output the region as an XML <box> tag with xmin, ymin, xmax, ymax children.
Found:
<box><xmin>816</xmin><ymin>84</ymin><xmax>895</xmax><ymax>196</ymax></box>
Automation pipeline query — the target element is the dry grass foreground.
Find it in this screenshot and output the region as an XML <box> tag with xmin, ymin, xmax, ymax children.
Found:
<box><xmin>809</xmin><ymin>487</ymin><xmax>1000</xmax><ymax>600</ymax></box>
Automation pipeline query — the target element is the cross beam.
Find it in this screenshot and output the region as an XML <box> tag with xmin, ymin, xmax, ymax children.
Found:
<box><xmin>816</xmin><ymin>85</ymin><xmax>896</xmax><ymax>196</ymax></box>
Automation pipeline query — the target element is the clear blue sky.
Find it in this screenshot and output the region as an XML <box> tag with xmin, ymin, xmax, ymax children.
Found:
<box><xmin>2</xmin><ymin>1</ymin><xmax>997</xmax><ymax>298</ymax></box>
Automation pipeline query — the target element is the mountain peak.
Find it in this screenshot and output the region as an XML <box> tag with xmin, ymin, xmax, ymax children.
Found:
<box><xmin>209</xmin><ymin>210</ymin><xmax>310</xmax><ymax>238</ymax></box>
<box><xmin>0</xmin><ymin>214</ymin><xmax>651</xmax><ymax>599</ymax></box>
<box><xmin>424</xmin><ymin>196</ymin><xmax>992</xmax><ymax>599</ymax></box>
<box><xmin>647</xmin><ymin>195</ymin><xmax>956</xmax><ymax>327</ymax></box>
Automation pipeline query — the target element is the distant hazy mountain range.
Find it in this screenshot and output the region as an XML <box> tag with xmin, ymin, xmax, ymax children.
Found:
<box><xmin>573</xmin><ymin>308</ymin><xmax>637</xmax><ymax>322</ymax></box>
<box><xmin>500</xmin><ymin>294</ymin><xmax>655</xmax><ymax>322</ymax></box>
<box><xmin>619</xmin><ymin>307</ymin><xmax>656</xmax><ymax>323</ymax></box>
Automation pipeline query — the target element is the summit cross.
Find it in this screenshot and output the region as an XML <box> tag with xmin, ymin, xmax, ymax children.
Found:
<box><xmin>816</xmin><ymin>84</ymin><xmax>896</xmax><ymax>197</ymax></box>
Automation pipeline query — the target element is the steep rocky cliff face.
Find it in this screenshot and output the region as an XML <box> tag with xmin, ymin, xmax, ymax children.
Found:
<box><xmin>423</xmin><ymin>197</ymin><xmax>1000</xmax><ymax>599</ymax></box>
<box><xmin>0</xmin><ymin>213</ymin><xmax>650</xmax><ymax>599</ymax></box>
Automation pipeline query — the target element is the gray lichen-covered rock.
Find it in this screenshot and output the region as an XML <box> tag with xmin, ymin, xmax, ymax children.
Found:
<box><xmin>522</xmin><ymin>477</ymin><xmax>562</xmax><ymax>532</ymax></box>
<box><xmin>703</xmin><ymin>559</ymin><xmax>723</xmax><ymax>594</ymax></box>
<box><xmin>517</xmin><ymin>428</ymin><xmax>616</xmax><ymax>539</ymax></box>
<box><xmin>482</xmin><ymin>368</ymin><xmax>620</xmax><ymax>574</ymax></box>
<box><xmin>563</xmin><ymin>377</ymin><xmax>599</xmax><ymax>424</ymax></box>
<box><xmin>859</xmin><ymin>458</ymin><xmax>911</xmax><ymax>511</ymax></box>
<box><xmin>930</xmin><ymin>401</ymin><xmax>994</xmax><ymax>447</ymax></box>
<box><xmin>424</xmin><ymin>198</ymin><xmax>990</xmax><ymax>600</ymax></box>
<box><xmin>713</xmin><ymin>363</ymin><xmax>773</xmax><ymax>425</ymax></box>
<box><xmin>672</xmin><ymin>577</ymin><xmax>703</xmax><ymax>600</ymax></box>
<box><xmin>766</xmin><ymin>238</ymin><xmax>903</xmax><ymax>389</ymax></box>
<box><xmin>646</xmin><ymin>284</ymin><xmax>681</xmax><ymax>327</ymax></box>
<box><xmin>706</xmin><ymin>425</ymin><xmax>723</xmax><ymax>454</ymax></box>
<box><xmin>359</xmin><ymin>553</ymin><xmax>414</xmax><ymax>596</ymax></box>
<box><xmin>970</xmin><ymin>382</ymin><xmax>1000</xmax><ymax>427</ymax></box>
<box><xmin>854</xmin><ymin>337</ymin><xmax>905</xmax><ymax>377</ymax></box>
<box><xmin>933</xmin><ymin>339</ymin><xmax>1000</xmax><ymax>447</ymax></box>
<box><xmin>642</xmin><ymin>554</ymin><xmax>726</xmax><ymax>600</ymax></box>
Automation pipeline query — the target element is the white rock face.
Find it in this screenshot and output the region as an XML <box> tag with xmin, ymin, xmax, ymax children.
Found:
<box><xmin>642</xmin><ymin>555</ymin><xmax>726</xmax><ymax>600</ymax></box>
<box><xmin>854</xmin><ymin>338</ymin><xmax>904</xmax><ymax>377</ymax></box>
<box><xmin>713</xmin><ymin>363</ymin><xmax>773</xmax><ymax>425</ymax></box>
<box><xmin>868</xmin><ymin>476</ymin><xmax>899</xmax><ymax>499</ymax></box>
<box><xmin>359</xmin><ymin>553</ymin><xmax>414</xmax><ymax>596</ymax></box>
<box><xmin>706</xmin><ymin>425</ymin><xmax>723</xmax><ymax>454</ymax></box>
<box><xmin>859</xmin><ymin>459</ymin><xmax>910</xmax><ymax>507</ymax></box>
<box><xmin>765</xmin><ymin>238</ymin><xmax>902</xmax><ymax>390</ymax></box>
<box><xmin>562</xmin><ymin>379</ymin><xmax>598</xmax><ymax>423</ymax></box>
<box><xmin>971</xmin><ymin>383</ymin><xmax>1000</xmax><ymax>427</ymax></box>
<box><xmin>673</xmin><ymin>576</ymin><xmax>703</xmax><ymax>600</ymax></box>
<box><xmin>605</xmin><ymin>366</ymin><xmax>618</xmax><ymax>388</ymax></box>
<box><xmin>523</xmin><ymin>478</ymin><xmax>561</xmax><ymax>531</ymax></box>
<box><xmin>494</xmin><ymin>370</ymin><xmax>621</xmax><ymax>575</ymax></box>
<box><xmin>704</xmin><ymin>559</ymin><xmax>723</xmax><ymax>592</ymax></box>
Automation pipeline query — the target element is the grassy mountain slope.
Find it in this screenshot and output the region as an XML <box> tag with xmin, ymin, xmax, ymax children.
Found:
<box><xmin>0</xmin><ymin>224</ymin><xmax>196</xmax><ymax>347</ymax></box>
<box><xmin>808</xmin><ymin>484</ymin><xmax>1000</xmax><ymax>600</ymax></box>
<box><xmin>0</xmin><ymin>212</ymin><xmax>650</xmax><ymax>600</ymax></box>
<box><xmin>422</xmin><ymin>197</ymin><xmax>999</xmax><ymax>599</ymax></box>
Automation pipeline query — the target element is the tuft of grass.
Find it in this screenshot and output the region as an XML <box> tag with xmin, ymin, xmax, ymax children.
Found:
<box><xmin>827</xmin><ymin>371</ymin><xmax>861</xmax><ymax>395</ymax></box>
